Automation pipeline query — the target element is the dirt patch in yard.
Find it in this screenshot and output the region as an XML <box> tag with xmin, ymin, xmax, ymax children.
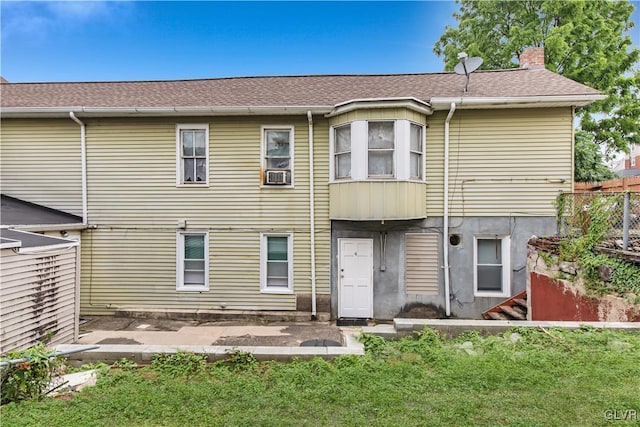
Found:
<box><xmin>212</xmin><ymin>323</ymin><xmax>344</xmax><ymax>347</ymax></box>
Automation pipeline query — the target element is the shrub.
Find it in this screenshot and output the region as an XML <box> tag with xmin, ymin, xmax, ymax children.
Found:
<box><xmin>0</xmin><ymin>343</ymin><xmax>65</xmax><ymax>404</ymax></box>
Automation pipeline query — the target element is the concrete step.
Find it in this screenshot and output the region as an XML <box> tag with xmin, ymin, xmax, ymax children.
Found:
<box><xmin>362</xmin><ymin>324</ymin><xmax>397</xmax><ymax>339</ymax></box>
<box><xmin>392</xmin><ymin>319</ymin><xmax>640</xmax><ymax>337</ymax></box>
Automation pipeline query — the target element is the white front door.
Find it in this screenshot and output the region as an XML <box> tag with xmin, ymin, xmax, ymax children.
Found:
<box><xmin>338</xmin><ymin>238</ymin><xmax>373</xmax><ymax>318</ymax></box>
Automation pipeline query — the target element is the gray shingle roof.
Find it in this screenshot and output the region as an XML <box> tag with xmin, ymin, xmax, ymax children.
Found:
<box><xmin>1</xmin><ymin>195</ymin><xmax>83</xmax><ymax>226</ymax></box>
<box><xmin>0</xmin><ymin>228</ymin><xmax>76</xmax><ymax>250</ymax></box>
<box><xmin>0</xmin><ymin>68</ymin><xmax>601</xmax><ymax>109</ymax></box>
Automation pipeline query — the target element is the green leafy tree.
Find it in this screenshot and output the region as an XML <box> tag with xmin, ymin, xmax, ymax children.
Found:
<box><xmin>574</xmin><ymin>131</ymin><xmax>616</xmax><ymax>182</ymax></box>
<box><xmin>434</xmin><ymin>0</ymin><xmax>639</xmax><ymax>156</ymax></box>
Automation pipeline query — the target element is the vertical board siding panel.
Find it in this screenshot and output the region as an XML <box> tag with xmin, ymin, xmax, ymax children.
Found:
<box><xmin>405</xmin><ymin>233</ymin><xmax>439</xmax><ymax>295</ymax></box>
<box><xmin>426</xmin><ymin>108</ymin><xmax>573</xmax><ymax>216</ymax></box>
<box><xmin>0</xmin><ymin>248</ymin><xmax>78</xmax><ymax>353</ymax></box>
<box><xmin>80</xmin><ymin>115</ymin><xmax>331</xmax><ymax>314</ymax></box>
<box><xmin>0</xmin><ymin>119</ymin><xmax>82</xmax><ymax>215</ymax></box>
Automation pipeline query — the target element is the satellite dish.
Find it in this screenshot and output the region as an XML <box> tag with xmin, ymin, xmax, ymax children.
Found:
<box><xmin>454</xmin><ymin>52</ymin><xmax>483</xmax><ymax>93</ymax></box>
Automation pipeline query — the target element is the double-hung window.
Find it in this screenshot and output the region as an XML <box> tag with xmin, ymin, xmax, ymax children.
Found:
<box><xmin>367</xmin><ymin>121</ymin><xmax>395</xmax><ymax>177</ymax></box>
<box><xmin>263</xmin><ymin>126</ymin><xmax>293</xmax><ymax>186</ymax></box>
<box><xmin>177</xmin><ymin>124</ymin><xmax>209</xmax><ymax>186</ymax></box>
<box><xmin>260</xmin><ymin>233</ymin><xmax>293</xmax><ymax>293</ymax></box>
<box><xmin>334</xmin><ymin>125</ymin><xmax>351</xmax><ymax>179</ymax></box>
<box><xmin>474</xmin><ymin>236</ymin><xmax>510</xmax><ymax>297</ymax></box>
<box><xmin>409</xmin><ymin>123</ymin><xmax>423</xmax><ymax>180</ymax></box>
<box><xmin>177</xmin><ymin>232</ymin><xmax>209</xmax><ymax>291</ymax></box>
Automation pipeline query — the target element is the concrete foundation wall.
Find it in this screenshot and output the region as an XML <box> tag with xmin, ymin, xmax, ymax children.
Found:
<box><xmin>331</xmin><ymin>216</ymin><xmax>556</xmax><ymax>320</ymax></box>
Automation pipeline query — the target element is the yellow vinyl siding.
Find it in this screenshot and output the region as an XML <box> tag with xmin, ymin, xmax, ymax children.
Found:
<box><xmin>80</xmin><ymin>116</ymin><xmax>330</xmax><ymax>314</ymax></box>
<box><xmin>0</xmin><ymin>248</ymin><xmax>78</xmax><ymax>352</ymax></box>
<box><xmin>426</xmin><ymin>108</ymin><xmax>573</xmax><ymax>216</ymax></box>
<box><xmin>0</xmin><ymin>119</ymin><xmax>82</xmax><ymax>216</ymax></box>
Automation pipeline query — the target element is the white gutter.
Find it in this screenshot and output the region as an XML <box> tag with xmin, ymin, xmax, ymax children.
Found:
<box><xmin>3</xmin><ymin>106</ymin><xmax>334</xmax><ymax>118</ymax></box>
<box><xmin>16</xmin><ymin>241</ymin><xmax>79</xmax><ymax>254</ymax></box>
<box><xmin>307</xmin><ymin>111</ymin><xmax>317</xmax><ymax>319</ymax></box>
<box><xmin>5</xmin><ymin>223</ymin><xmax>86</xmax><ymax>232</ymax></box>
<box><xmin>69</xmin><ymin>112</ymin><xmax>88</xmax><ymax>225</ymax></box>
<box><xmin>430</xmin><ymin>94</ymin><xmax>606</xmax><ymax>110</ymax></box>
<box><xmin>443</xmin><ymin>102</ymin><xmax>456</xmax><ymax>317</ymax></box>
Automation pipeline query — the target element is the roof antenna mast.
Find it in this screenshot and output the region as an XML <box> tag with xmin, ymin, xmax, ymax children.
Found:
<box><xmin>454</xmin><ymin>52</ymin><xmax>483</xmax><ymax>93</ymax></box>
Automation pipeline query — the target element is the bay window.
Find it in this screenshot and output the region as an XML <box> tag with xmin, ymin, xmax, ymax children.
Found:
<box><xmin>330</xmin><ymin>119</ymin><xmax>425</xmax><ymax>182</ymax></box>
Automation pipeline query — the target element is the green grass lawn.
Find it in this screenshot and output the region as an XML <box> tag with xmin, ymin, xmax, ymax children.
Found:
<box><xmin>2</xmin><ymin>327</ymin><xmax>639</xmax><ymax>426</ymax></box>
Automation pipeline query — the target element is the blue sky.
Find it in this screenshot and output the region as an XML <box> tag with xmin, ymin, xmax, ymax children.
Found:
<box><xmin>1</xmin><ymin>1</ymin><xmax>458</xmax><ymax>82</ymax></box>
<box><xmin>1</xmin><ymin>1</ymin><xmax>638</xmax><ymax>83</ymax></box>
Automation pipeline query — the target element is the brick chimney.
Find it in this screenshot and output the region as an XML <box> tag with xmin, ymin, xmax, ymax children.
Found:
<box><xmin>519</xmin><ymin>47</ymin><xmax>545</xmax><ymax>69</ymax></box>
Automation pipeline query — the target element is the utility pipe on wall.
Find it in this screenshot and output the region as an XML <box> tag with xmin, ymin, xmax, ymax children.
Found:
<box><xmin>307</xmin><ymin>111</ymin><xmax>317</xmax><ymax>319</ymax></box>
<box><xmin>69</xmin><ymin>112</ymin><xmax>88</xmax><ymax>225</ymax></box>
<box><xmin>443</xmin><ymin>102</ymin><xmax>456</xmax><ymax>317</ymax></box>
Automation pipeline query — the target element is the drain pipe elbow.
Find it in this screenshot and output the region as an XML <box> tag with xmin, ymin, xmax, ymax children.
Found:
<box><xmin>443</xmin><ymin>102</ymin><xmax>456</xmax><ymax>317</ymax></box>
<box><xmin>69</xmin><ymin>112</ymin><xmax>88</xmax><ymax>225</ymax></box>
<box><xmin>307</xmin><ymin>111</ymin><xmax>317</xmax><ymax>320</ymax></box>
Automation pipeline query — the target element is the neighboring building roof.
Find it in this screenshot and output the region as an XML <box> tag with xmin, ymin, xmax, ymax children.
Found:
<box><xmin>617</xmin><ymin>169</ymin><xmax>640</xmax><ymax>178</ymax></box>
<box><xmin>1</xmin><ymin>195</ymin><xmax>83</xmax><ymax>227</ymax></box>
<box><xmin>0</xmin><ymin>228</ymin><xmax>77</xmax><ymax>251</ymax></box>
<box><xmin>0</xmin><ymin>68</ymin><xmax>601</xmax><ymax>113</ymax></box>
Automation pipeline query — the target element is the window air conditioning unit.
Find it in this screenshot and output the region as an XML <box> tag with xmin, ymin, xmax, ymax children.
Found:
<box><xmin>265</xmin><ymin>170</ymin><xmax>288</xmax><ymax>185</ymax></box>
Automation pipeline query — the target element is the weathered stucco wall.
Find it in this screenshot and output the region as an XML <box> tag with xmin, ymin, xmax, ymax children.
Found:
<box><xmin>331</xmin><ymin>216</ymin><xmax>557</xmax><ymax>320</ymax></box>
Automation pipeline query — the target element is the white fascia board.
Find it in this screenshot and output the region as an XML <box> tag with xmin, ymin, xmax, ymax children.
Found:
<box><xmin>1</xmin><ymin>238</ymin><xmax>21</xmax><ymax>250</ymax></box>
<box><xmin>1</xmin><ymin>106</ymin><xmax>334</xmax><ymax>118</ymax></box>
<box><xmin>8</xmin><ymin>223</ymin><xmax>87</xmax><ymax>232</ymax></box>
<box><xmin>17</xmin><ymin>241</ymin><xmax>79</xmax><ymax>254</ymax></box>
<box><xmin>327</xmin><ymin>97</ymin><xmax>433</xmax><ymax>117</ymax></box>
<box><xmin>430</xmin><ymin>94</ymin><xmax>606</xmax><ymax>110</ymax></box>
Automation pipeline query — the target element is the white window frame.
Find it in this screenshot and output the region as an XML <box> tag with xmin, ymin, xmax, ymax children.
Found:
<box><xmin>176</xmin><ymin>231</ymin><xmax>209</xmax><ymax>292</ymax></box>
<box><xmin>176</xmin><ymin>124</ymin><xmax>210</xmax><ymax>187</ymax></box>
<box><xmin>473</xmin><ymin>235</ymin><xmax>510</xmax><ymax>297</ymax></box>
<box><xmin>333</xmin><ymin>124</ymin><xmax>352</xmax><ymax>180</ymax></box>
<box><xmin>366</xmin><ymin>120</ymin><xmax>396</xmax><ymax>179</ymax></box>
<box><xmin>260</xmin><ymin>232</ymin><xmax>293</xmax><ymax>294</ymax></box>
<box><xmin>261</xmin><ymin>125</ymin><xmax>294</xmax><ymax>188</ymax></box>
<box><xmin>408</xmin><ymin>122</ymin><xmax>425</xmax><ymax>181</ymax></box>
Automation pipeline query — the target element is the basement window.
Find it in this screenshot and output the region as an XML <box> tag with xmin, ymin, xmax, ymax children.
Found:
<box><xmin>474</xmin><ymin>236</ymin><xmax>510</xmax><ymax>297</ymax></box>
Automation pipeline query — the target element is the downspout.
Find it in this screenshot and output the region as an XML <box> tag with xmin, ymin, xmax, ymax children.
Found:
<box><xmin>69</xmin><ymin>111</ymin><xmax>88</xmax><ymax>332</ymax></box>
<box><xmin>69</xmin><ymin>112</ymin><xmax>87</xmax><ymax>225</ymax></box>
<box><xmin>443</xmin><ymin>102</ymin><xmax>456</xmax><ymax>317</ymax></box>
<box><xmin>307</xmin><ymin>111</ymin><xmax>317</xmax><ymax>320</ymax></box>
